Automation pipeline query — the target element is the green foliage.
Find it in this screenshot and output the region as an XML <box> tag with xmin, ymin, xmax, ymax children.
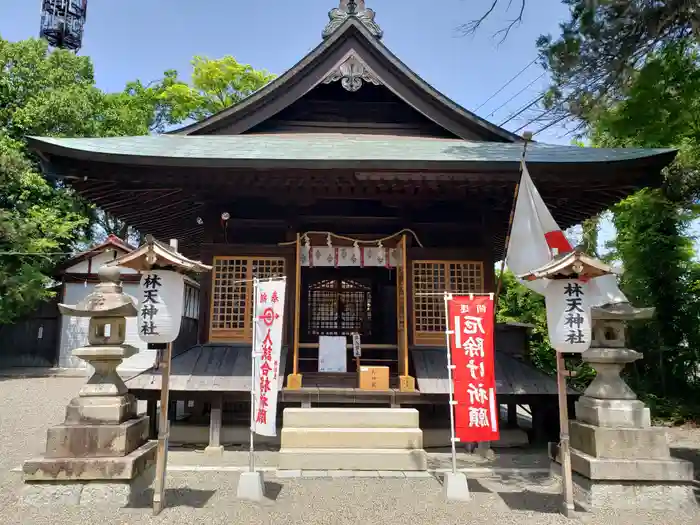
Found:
<box><xmin>0</xmin><ymin>37</ymin><xmax>276</xmax><ymax>324</ymax></box>
<box><xmin>0</xmin><ymin>38</ymin><xmax>154</xmax><ymax>139</ymax></box>
<box><xmin>607</xmin><ymin>189</ymin><xmax>700</xmax><ymax>400</ymax></box>
<box><xmin>591</xmin><ymin>41</ymin><xmax>700</xmax><ymax>203</ymax></box>
<box><xmin>587</xmin><ymin>41</ymin><xmax>700</xmax><ymax>420</ymax></box>
<box><xmin>0</xmin><ymin>133</ymin><xmax>88</xmax><ymax>323</ymax></box>
<box><xmin>158</xmin><ymin>56</ymin><xmax>276</xmax><ymax>123</ymax></box>
<box><xmin>0</xmin><ymin>38</ymin><xmax>156</xmax><ymax>323</ymax></box>
<box><xmin>537</xmin><ymin>1</ymin><xmax>699</xmax><ymax>120</ymax></box>
<box><xmin>580</xmin><ymin>216</ymin><xmax>599</xmax><ymax>256</ymax></box>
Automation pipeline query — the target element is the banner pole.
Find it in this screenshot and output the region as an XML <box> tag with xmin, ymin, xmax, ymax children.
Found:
<box><xmin>443</xmin><ymin>292</ymin><xmax>459</xmax><ymax>476</ymax></box>
<box><xmin>249</xmin><ymin>277</ymin><xmax>259</xmax><ymax>473</ymax></box>
<box><xmin>152</xmin><ymin>341</ymin><xmax>171</xmax><ymax>515</ymax></box>
<box><xmin>556</xmin><ymin>351</ymin><xmax>575</xmax><ymax>516</ymax></box>
<box><xmin>494</xmin><ymin>132</ymin><xmax>532</xmax><ymax>313</ymax></box>
<box><xmin>151</xmin><ymin>238</ymin><xmax>179</xmax><ymax>516</ymax></box>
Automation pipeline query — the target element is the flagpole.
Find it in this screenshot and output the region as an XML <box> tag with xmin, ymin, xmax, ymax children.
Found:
<box><xmin>249</xmin><ymin>278</ymin><xmax>259</xmax><ymax>473</ymax></box>
<box><xmin>494</xmin><ymin>131</ymin><xmax>533</xmax><ymax>312</ymax></box>
<box><xmin>442</xmin><ymin>292</ymin><xmax>460</xmax><ymax>479</ymax></box>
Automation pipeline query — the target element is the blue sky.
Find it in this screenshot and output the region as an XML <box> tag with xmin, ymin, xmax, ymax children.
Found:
<box><xmin>1</xmin><ymin>0</ymin><xmax>571</xmax><ymax>142</ymax></box>
<box><xmin>1</xmin><ymin>0</ymin><xmax>695</xmax><ymax>253</ymax></box>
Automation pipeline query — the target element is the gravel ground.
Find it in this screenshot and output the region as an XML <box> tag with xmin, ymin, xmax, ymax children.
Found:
<box><xmin>1</xmin><ymin>375</ymin><xmax>699</xmax><ymax>525</ymax></box>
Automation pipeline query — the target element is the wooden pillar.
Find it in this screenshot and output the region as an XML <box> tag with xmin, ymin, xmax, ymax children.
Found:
<box><xmin>204</xmin><ymin>396</ymin><xmax>224</xmax><ymax>456</ymax></box>
<box><xmin>167</xmin><ymin>400</ymin><xmax>178</xmax><ymax>423</ymax></box>
<box><xmin>476</xmin><ymin>440</ymin><xmax>495</xmax><ymax>459</ymax></box>
<box><xmin>398</xmin><ymin>234</ymin><xmax>415</xmax><ymax>392</ymax></box>
<box><xmin>507</xmin><ymin>404</ymin><xmax>518</xmax><ymax>428</ymax></box>
<box><xmin>147</xmin><ymin>399</ymin><xmax>158</xmax><ymax>439</ymax></box>
<box><xmin>287</xmin><ymin>233</ymin><xmax>303</xmax><ymax>389</ymax></box>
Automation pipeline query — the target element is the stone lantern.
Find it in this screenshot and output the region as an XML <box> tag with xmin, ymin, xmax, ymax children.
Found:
<box><xmin>576</xmin><ymin>302</ymin><xmax>655</xmax><ymax>428</ymax></box>
<box><xmin>567</xmin><ymin>301</ymin><xmax>696</xmax><ymax>511</ymax></box>
<box><xmin>22</xmin><ymin>265</ymin><xmax>156</xmax><ymax>507</ymax></box>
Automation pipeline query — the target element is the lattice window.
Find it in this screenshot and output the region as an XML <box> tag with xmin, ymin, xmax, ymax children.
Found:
<box><xmin>307</xmin><ymin>278</ymin><xmax>372</xmax><ymax>337</ymax></box>
<box><xmin>210</xmin><ymin>256</ymin><xmax>285</xmax><ymax>342</ymax></box>
<box><xmin>412</xmin><ymin>260</ymin><xmax>484</xmax><ymax>345</ymax></box>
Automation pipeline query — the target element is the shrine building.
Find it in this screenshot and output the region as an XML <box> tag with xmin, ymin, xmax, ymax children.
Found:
<box><xmin>28</xmin><ymin>1</ymin><xmax>676</xmax><ymax>445</ymax></box>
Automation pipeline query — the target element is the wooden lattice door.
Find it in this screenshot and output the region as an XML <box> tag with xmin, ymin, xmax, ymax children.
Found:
<box><xmin>306</xmin><ymin>278</ymin><xmax>372</xmax><ymax>339</ymax></box>
<box><xmin>210</xmin><ymin>256</ymin><xmax>285</xmax><ymax>342</ymax></box>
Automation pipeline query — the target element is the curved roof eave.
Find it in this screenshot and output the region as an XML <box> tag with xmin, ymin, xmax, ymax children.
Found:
<box><xmin>170</xmin><ymin>18</ymin><xmax>522</xmax><ymax>142</ymax></box>
<box><xmin>26</xmin><ymin>135</ymin><xmax>678</xmax><ymax>172</ymax></box>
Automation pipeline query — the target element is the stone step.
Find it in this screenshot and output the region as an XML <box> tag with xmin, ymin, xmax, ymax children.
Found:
<box><xmin>278</xmin><ymin>448</ymin><xmax>428</xmax><ymax>471</ymax></box>
<box><xmin>281</xmin><ymin>427</ymin><xmax>423</xmax><ymax>449</ymax></box>
<box><xmin>282</xmin><ymin>407</ymin><xmax>419</xmax><ymax>429</ymax></box>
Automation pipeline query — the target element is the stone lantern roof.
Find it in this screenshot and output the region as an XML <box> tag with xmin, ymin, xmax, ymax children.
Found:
<box><xmin>57</xmin><ymin>265</ymin><xmax>137</xmax><ymax>318</ymax></box>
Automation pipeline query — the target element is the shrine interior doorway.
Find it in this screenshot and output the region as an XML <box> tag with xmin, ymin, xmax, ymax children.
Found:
<box><xmin>298</xmin><ymin>266</ymin><xmax>399</xmax><ymax>386</ymax></box>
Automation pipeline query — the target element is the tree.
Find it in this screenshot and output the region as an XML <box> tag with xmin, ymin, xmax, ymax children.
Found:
<box><xmin>157</xmin><ymin>56</ymin><xmax>276</xmax><ymax>123</ymax></box>
<box><xmin>588</xmin><ymin>41</ymin><xmax>700</xmax><ymax>418</ymax></box>
<box><xmin>538</xmin><ymin>1</ymin><xmax>700</xmax><ymax>122</ymax></box>
<box><xmin>0</xmin><ymin>38</ymin><xmax>276</xmax><ymax>324</ymax></box>
<box><xmin>462</xmin><ymin>1</ymin><xmax>699</xmax><ymax>127</ymax></box>
<box><xmin>580</xmin><ymin>216</ymin><xmax>599</xmax><ymax>255</ymax></box>
<box><xmin>591</xmin><ymin>41</ymin><xmax>700</xmax><ymax>201</ymax></box>
<box><xmin>0</xmin><ymin>38</ymin><xmax>156</xmax><ymax>323</ymax></box>
<box><xmin>0</xmin><ymin>133</ymin><xmax>88</xmax><ymax>323</ymax></box>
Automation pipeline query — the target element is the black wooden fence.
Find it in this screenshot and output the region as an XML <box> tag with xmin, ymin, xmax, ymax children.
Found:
<box><xmin>0</xmin><ymin>293</ymin><xmax>61</xmax><ymax>368</ymax></box>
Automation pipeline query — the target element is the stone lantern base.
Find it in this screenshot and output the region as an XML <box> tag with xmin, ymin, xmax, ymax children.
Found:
<box><xmin>551</xmin><ymin>419</ymin><xmax>695</xmax><ymax>511</ymax></box>
<box><xmin>550</xmin><ymin>348</ymin><xmax>696</xmax><ymax>511</ymax></box>
<box><xmin>21</xmin><ymin>344</ymin><xmax>157</xmax><ymax>507</ymax></box>
<box><xmin>22</xmin><ymin>441</ymin><xmax>157</xmax><ymax>506</ymax></box>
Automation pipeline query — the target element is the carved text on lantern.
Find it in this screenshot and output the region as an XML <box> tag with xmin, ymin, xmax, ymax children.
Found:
<box><xmin>564</xmin><ymin>281</ymin><xmax>586</xmax><ymax>345</ymax></box>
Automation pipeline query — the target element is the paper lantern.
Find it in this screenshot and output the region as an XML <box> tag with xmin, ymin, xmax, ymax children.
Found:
<box><xmin>137</xmin><ymin>270</ymin><xmax>184</xmax><ymax>344</ymax></box>
<box><xmin>545</xmin><ymin>279</ymin><xmax>592</xmax><ymax>353</ymax></box>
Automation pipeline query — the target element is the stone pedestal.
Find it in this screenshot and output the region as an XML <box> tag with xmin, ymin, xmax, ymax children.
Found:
<box><xmin>551</xmin><ymin>346</ymin><xmax>696</xmax><ymax>511</ymax></box>
<box><xmin>22</xmin><ymin>332</ymin><xmax>156</xmax><ymax>506</ymax></box>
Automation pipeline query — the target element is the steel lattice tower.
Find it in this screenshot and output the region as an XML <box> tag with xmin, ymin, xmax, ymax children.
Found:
<box><xmin>39</xmin><ymin>0</ymin><xmax>88</xmax><ymax>52</ymax></box>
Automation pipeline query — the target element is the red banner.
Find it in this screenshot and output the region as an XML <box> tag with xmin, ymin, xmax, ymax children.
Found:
<box><xmin>447</xmin><ymin>295</ymin><xmax>499</xmax><ymax>442</ymax></box>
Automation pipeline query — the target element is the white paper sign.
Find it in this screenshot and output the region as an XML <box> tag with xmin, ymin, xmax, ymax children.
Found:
<box><xmin>252</xmin><ymin>278</ymin><xmax>286</xmax><ymax>437</ymax></box>
<box><xmin>352</xmin><ymin>332</ymin><xmax>361</xmax><ymax>358</ymax></box>
<box><xmin>137</xmin><ymin>270</ymin><xmax>184</xmax><ymax>343</ymax></box>
<box><xmin>545</xmin><ymin>279</ymin><xmax>592</xmax><ymax>353</ymax></box>
<box><xmin>318</xmin><ymin>336</ymin><xmax>347</xmax><ymax>372</ymax></box>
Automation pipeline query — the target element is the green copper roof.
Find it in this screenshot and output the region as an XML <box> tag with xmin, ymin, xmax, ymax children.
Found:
<box><xmin>29</xmin><ymin>134</ymin><xmax>676</xmax><ymax>168</ymax></box>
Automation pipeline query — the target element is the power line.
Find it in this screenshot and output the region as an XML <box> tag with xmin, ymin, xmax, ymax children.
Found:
<box><xmin>507</xmin><ymin>70</ymin><xmax>610</xmax><ymax>134</ymax></box>
<box><xmin>487</xmin><ymin>72</ymin><xmax>545</xmax><ymax>118</ymax></box>
<box><xmin>498</xmin><ymin>93</ymin><xmax>544</xmax><ymax>126</ymax></box>
<box><xmin>532</xmin><ymin>113</ymin><xmax>570</xmax><ymax>136</ymax></box>
<box><xmin>0</xmin><ymin>252</ymin><xmax>75</xmax><ymax>256</ymax></box>
<box><xmin>474</xmin><ymin>57</ymin><xmax>538</xmax><ymax>112</ymax></box>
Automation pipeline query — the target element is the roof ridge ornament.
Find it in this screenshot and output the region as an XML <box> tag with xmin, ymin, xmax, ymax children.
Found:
<box><xmin>322</xmin><ymin>0</ymin><xmax>383</xmax><ymax>40</ymax></box>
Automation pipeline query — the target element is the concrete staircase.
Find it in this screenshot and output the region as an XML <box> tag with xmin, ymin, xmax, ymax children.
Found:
<box><xmin>278</xmin><ymin>408</ymin><xmax>428</xmax><ymax>471</ymax></box>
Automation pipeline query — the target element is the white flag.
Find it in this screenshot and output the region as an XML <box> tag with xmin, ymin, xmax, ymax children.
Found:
<box><xmin>505</xmin><ymin>162</ymin><xmax>627</xmax><ymax>306</ymax></box>
<box><xmin>252</xmin><ymin>278</ymin><xmax>286</xmax><ymax>437</ymax></box>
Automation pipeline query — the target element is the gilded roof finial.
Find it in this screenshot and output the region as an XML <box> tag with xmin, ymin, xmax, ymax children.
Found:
<box><xmin>322</xmin><ymin>0</ymin><xmax>383</xmax><ymax>40</ymax></box>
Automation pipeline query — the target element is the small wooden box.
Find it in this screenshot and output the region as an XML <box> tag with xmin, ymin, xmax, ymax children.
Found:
<box><xmin>358</xmin><ymin>366</ymin><xmax>390</xmax><ymax>391</ymax></box>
